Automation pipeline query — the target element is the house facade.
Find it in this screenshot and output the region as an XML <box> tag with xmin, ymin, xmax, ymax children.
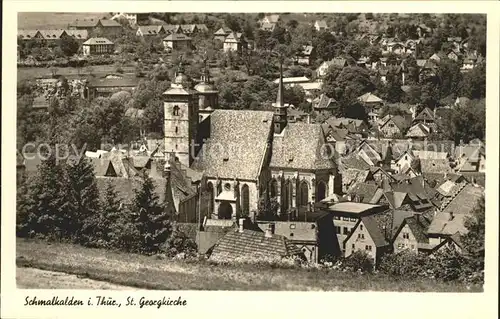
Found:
<box><xmin>82</xmin><ymin>37</ymin><xmax>114</xmax><ymax>56</ymax></box>
<box><xmin>163</xmin><ymin>33</ymin><xmax>192</xmax><ymax>51</ymax></box>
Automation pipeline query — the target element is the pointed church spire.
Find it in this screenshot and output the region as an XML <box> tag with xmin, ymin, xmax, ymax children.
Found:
<box><xmin>273</xmin><ymin>56</ymin><xmax>288</xmax><ymax>135</ymax></box>
<box><xmin>275</xmin><ymin>59</ymin><xmax>285</xmax><ymax>108</ymax></box>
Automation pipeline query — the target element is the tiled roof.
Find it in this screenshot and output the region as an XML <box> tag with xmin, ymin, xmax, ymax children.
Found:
<box><xmin>347</xmin><ymin>182</ymin><xmax>382</xmax><ymax>204</ymax></box>
<box><xmin>390</xmin><ymin>209</ymin><xmax>416</xmax><ymax>237</ymax></box>
<box><xmin>270</xmin><ymin>123</ymin><xmax>335</xmax><ymax>171</ymax></box>
<box><xmin>413</xmin><ymin>150</ymin><xmax>448</xmax><ymax>160</ymax></box>
<box><xmin>406</xmin><ymin>123</ymin><xmax>430</xmax><ymax>138</ymax></box>
<box><xmin>420</xmin><ymin>159</ymin><xmax>452</xmax><ymax>174</ymax></box>
<box><xmin>83</xmin><ymin>37</ymin><xmax>114</xmax><ymax>45</ymax></box>
<box><xmin>137</xmin><ymin>25</ymin><xmax>162</xmax><ymax>35</ymax></box>
<box><xmin>340</xmin><ymin>154</ymin><xmax>371</xmax><ymax>170</ymax></box>
<box><xmin>214</xmin><ymin>26</ymin><xmax>233</xmax><ymax>35</ymax></box>
<box><xmin>209</xmin><ymin>229</ymin><xmax>303</xmax><ymax>261</ymax></box>
<box><xmin>341</xmin><ymin>168</ymin><xmax>371</xmax><ymax>190</ymax></box>
<box><xmin>381</xmin><ymin>115</ymin><xmax>410</xmax><ymax>132</ymax></box>
<box><xmin>224</xmin><ymin>32</ymin><xmax>243</xmax><ymax>42</ymax></box>
<box><xmin>428</xmin><ymin>183</ymin><xmax>483</xmax><ymax>236</ymax></box>
<box><xmin>99</xmin><ymin>19</ymin><xmax>122</xmax><ymax>27</ymax></box>
<box><xmin>414</xmin><ymin>107</ymin><xmax>435</xmax><ymax>121</ymax></box>
<box><xmin>90</xmin><ymin>158</ymin><xmax>116</xmax><ymax>176</ymax></box>
<box><xmin>358</xmin><ymin>92</ymin><xmax>383</xmax><ymax>103</ymax></box>
<box><xmin>191</xmin><ymin>110</ymin><xmax>273</xmax><ymax>180</ymax></box>
<box><xmin>65</xmin><ymin>30</ymin><xmax>88</xmax><ymax>39</ymax></box>
<box><xmin>360</xmin><ymin>215</ymin><xmax>390</xmax><ymax>247</ymax></box>
<box><xmin>325</xmin><ymin>202</ymin><xmax>383</xmax><ymax>214</ymax></box>
<box><xmin>405</xmin><ymin>215</ymin><xmax>430</xmax><ymax>244</ymax></box>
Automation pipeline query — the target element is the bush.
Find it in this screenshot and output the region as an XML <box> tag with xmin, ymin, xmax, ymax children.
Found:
<box><xmin>162</xmin><ymin>224</ymin><xmax>198</xmax><ymax>258</ymax></box>
<box><xmin>379</xmin><ymin>250</ymin><xmax>433</xmax><ymax>278</ymax></box>
<box><xmin>341</xmin><ymin>251</ymin><xmax>374</xmax><ymax>273</ymax></box>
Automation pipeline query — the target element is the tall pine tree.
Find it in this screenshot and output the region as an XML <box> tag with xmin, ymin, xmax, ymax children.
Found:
<box><xmin>23</xmin><ymin>150</ymin><xmax>73</xmax><ymax>240</ymax></box>
<box><xmin>132</xmin><ymin>172</ymin><xmax>172</xmax><ymax>254</ymax></box>
<box><xmin>65</xmin><ymin>156</ymin><xmax>101</xmax><ymax>245</ymax></box>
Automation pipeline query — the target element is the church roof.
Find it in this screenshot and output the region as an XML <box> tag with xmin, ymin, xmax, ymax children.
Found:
<box><xmin>270</xmin><ymin>123</ymin><xmax>336</xmax><ymax>171</ymax></box>
<box><xmin>191</xmin><ymin>110</ymin><xmax>274</xmax><ymax>180</ymax></box>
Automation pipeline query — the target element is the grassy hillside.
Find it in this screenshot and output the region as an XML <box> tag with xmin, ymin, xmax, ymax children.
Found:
<box><xmin>16</xmin><ymin>239</ymin><xmax>479</xmax><ymax>292</ymax></box>
<box><xmin>18</xmin><ymin>12</ymin><xmax>109</xmax><ymax>29</ymax></box>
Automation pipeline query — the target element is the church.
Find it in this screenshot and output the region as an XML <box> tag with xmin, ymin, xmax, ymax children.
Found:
<box><xmin>162</xmin><ymin>59</ymin><xmax>339</xmax><ymax>223</ymax></box>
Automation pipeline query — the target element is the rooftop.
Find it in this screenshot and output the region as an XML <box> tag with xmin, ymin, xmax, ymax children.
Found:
<box><xmin>325</xmin><ymin>202</ymin><xmax>383</xmax><ymax>214</ymax></box>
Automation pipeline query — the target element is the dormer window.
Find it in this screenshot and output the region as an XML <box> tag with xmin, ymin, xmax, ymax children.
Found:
<box><xmin>173</xmin><ymin>105</ymin><xmax>180</xmax><ymax>116</ymax></box>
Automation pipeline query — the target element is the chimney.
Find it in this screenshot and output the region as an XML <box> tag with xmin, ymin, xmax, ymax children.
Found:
<box><xmin>265</xmin><ymin>224</ymin><xmax>274</xmax><ymax>238</ymax></box>
<box><xmin>238</xmin><ymin>218</ymin><xmax>245</xmax><ymax>233</ymax></box>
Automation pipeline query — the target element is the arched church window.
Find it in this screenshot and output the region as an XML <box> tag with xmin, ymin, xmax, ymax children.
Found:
<box><xmin>317</xmin><ymin>181</ymin><xmax>327</xmax><ymax>201</ymax></box>
<box><xmin>175</xmin><ymin>126</ymin><xmax>179</xmax><ymax>134</ymax></box>
<box><xmin>173</xmin><ymin>105</ymin><xmax>180</xmax><ymax>116</ymax></box>
<box><xmin>224</xmin><ymin>183</ymin><xmax>231</xmax><ymax>191</ymax></box>
<box><xmin>241</xmin><ymin>184</ymin><xmax>250</xmax><ymax>217</ymax></box>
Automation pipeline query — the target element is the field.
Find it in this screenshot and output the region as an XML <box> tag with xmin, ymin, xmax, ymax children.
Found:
<box><xmin>16</xmin><ymin>239</ymin><xmax>479</xmax><ymax>292</ymax></box>
<box><xmin>18</xmin><ymin>12</ymin><xmax>108</xmax><ymax>29</ymax></box>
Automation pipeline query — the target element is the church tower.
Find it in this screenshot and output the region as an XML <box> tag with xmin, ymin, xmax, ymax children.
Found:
<box><xmin>194</xmin><ymin>56</ymin><xmax>218</xmax><ymax>123</ymax></box>
<box><xmin>273</xmin><ymin>60</ymin><xmax>288</xmax><ymax>135</ymax></box>
<box><xmin>163</xmin><ymin>60</ymin><xmax>198</xmax><ymax>168</ymax></box>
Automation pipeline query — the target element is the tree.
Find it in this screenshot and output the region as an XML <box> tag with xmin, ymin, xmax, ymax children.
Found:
<box><xmin>22</xmin><ymin>149</ymin><xmax>74</xmax><ymax>239</ymax></box>
<box><xmin>64</xmin><ymin>156</ymin><xmax>101</xmax><ymax>244</ymax></box>
<box><xmin>451</xmin><ymin>98</ymin><xmax>485</xmax><ymax>143</ymax></box>
<box><xmin>435</xmin><ymin>58</ymin><xmax>462</xmax><ymax>99</ymax></box>
<box><xmin>323</xmin><ymin>66</ymin><xmax>374</xmax><ymax>102</ymax></box>
<box><xmin>132</xmin><ymin>173</ymin><xmax>172</xmax><ymax>254</ymax></box>
<box><xmin>459</xmin><ymin>62</ymin><xmax>486</xmax><ymax>99</ymax></box>
<box><xmin>59</xmin><ymin>36</ymin><xmax>80</xmax><ymax>57</ymax></box>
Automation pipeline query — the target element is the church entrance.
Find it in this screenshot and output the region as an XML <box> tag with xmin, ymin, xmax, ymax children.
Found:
<box><xmin>218</xmin><ymin>201</ymin><xmax>233</xmax><ymax>219</ymax></box>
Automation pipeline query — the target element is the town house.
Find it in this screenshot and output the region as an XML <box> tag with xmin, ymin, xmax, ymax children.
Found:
<box><xmin>163</xmin><ymin>33</ymin><xmax>192</xmax><ymax>51</ymax></box>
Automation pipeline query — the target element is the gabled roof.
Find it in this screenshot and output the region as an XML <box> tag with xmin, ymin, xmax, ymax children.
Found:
<box><xmin>427</xmin><ymin>183</ymin><xmax>483</xmax><ymax>236</ymax></box>
<box><xmin>314</xmin><ymin>94</ymin><xmax>337</xmax><ymax>109</ymax></box>
<box><xmin>260</xmin><ymin>22</ymin><xmax>276</xmax><ymax>31</ymax></box>
<box><xmin>340</xmin><ymin>153</ymin><xmax>371</xmax><ymax>170</ymax></box>
<box><xmin>347</xmin><ymin>182</ymin><xmax>383</xmax><ymax>204</ymax></box>
<box><xmin>224</xmin><ymin>32</ymin><xmax>243</xmax><ymax>42</ymax></box>
<box><xmin>191</xmin><ymin>110</ymin><xmax>273</xmax><ymax>180</ymax></box>
<box><xmin>209</xmin><ymin>229</ymin><xmax>303</xmax><ymax>261</ymax></box>
<box><xmin>420</xmin><ymin>159</ymin><xmax>452</xmax><ymax>174</ymax></box>
<box><xmin>270</xmin><ymin>123</ymin><xmax>335</xmax><ymax>171</ymax></box>
<box><xmin>380</xmin><ymin>115</ymin><xmax>410</xmax><ymax>132</ymax></box>
<box><xmin>65</xmin><ymin>29</ymin><xmax>88</xmax><ymax>39</ymax></box>
<box><xmin>414</xmin><ymin>107</ymin><xmax>435</xmax><ymax>121</ymax></box>
<box><xmin>406</xmin><ymin>123</ymin><xmax>430</xmax><ymax>138</ymax></box>
<box><xmin>360</xmin><ymin>215</ymin><xmax>390</xmax><ymax>247</ymax></box>
<box><xmin>137</xmin><ymin>25</ymin><xmax>163</xmax><ymax>35</ymax></box>
<box><xmin>214</xmin><ymin>26</ymin><xmax>233</xmax><ymax>35</ymax></box>
<box><xmin>83</xmin><ymin>37</ymin><xmax>114</xmax><ymax>45</ymax></box>
<box><xmin>321</xmin><ymin>58</ymin><xmax>347</xmax><ymax>69</ymax></box>
<box><xmin>396</xmin><ymin>215</ymin><xmax>430</xmax><ymax>244</ymax></box>
<box><xmin>358</xmin><ymin>92</ymin><xmax>383</xmax><ymax>104</ymax></box>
